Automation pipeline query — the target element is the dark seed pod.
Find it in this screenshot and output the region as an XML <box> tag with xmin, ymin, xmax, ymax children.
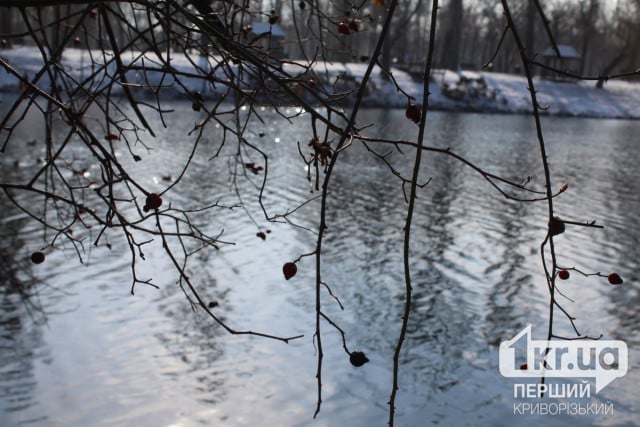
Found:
<box><xmin>607</xmin><ymin>273</ymin><xmax>623</xmax><ymax>285</ymax></box>
<box><xmin>350</xmin><ymin>350</ymin><xmax>369</xmax><ymax>367</ymax></box>
<box><xmin>337</xmin><ymin>22</ymin><xmax>350</xmax><ymax>35</ymax></box>
<box><xmin>283</xmin><ymin>262</ymin><xmax>297</xmax><ymax>280</ymax></box>
<box><xmin>549</xmin><ymin>217</ymin><xmax>565</xmax><ymax>236</ymax></box>
<box><xmin>405</xmin><ymin>104</ymin><xmax>421</xmax><ymax>123</ymax></box>
<box><xmin>30</xmin><ymin>251</ymin><xmax>45</xmax><ymax>264</ymax></box>
<box><xmin>144</xmin><ymin>193</ymin><xmax>163</xmax><ymax>211</ymax></box>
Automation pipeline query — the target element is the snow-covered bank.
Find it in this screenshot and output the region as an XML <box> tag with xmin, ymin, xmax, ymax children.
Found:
<box><xmin>2</xmin><ymin>47</ymin><xmax>640</xmax><ymax>119</ymax></box>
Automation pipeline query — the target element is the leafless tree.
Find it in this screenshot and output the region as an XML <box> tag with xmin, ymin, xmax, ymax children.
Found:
<box><xmin>0</xmin><ymin>0</ymin><xmax>633</xmax><ymax>424</ymax></box>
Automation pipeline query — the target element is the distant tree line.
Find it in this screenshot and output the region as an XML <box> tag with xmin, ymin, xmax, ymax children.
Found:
<box><xmin>2</xmin><ymin>0</ymin><xmax>640</xmax><ymax>78</ymax></box>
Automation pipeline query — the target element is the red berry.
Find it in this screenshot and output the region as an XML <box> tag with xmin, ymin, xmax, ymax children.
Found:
<box><xmin>558</xmin><ymin>269</ymin><xmax>570</xmax><ymax>280</ymax></box>
<box><xmin>348</xmin><ymin>20</ymin><xmax>359</xmax><ymax>32</ymax></box>
<box><xmin>519</xmin><ymin>363</ymin><xmax>528</xmax><ymax>370</ymax></box>
<box><xmin>405</xmin><ymin>104</ymin><xmax>421</xmax><ymax>123</ymax></box>
<box><xmin>73</xmin><ymin>37</ymin><xmax>81</xmax><ymax>45</ymax></box>
<box><xmin>283</xmin><ymin>262</ymin><xmax>297</xmax><ymax>280</ymax></box>
<box><xmin>607</xmin><ymin>273</ymin><xmax>623</xmax><ymax>285</ymax></box>
<box><xmin>89</xmin><ymin>9</ymin><xmax>97</xmax><ymax>19</ymax></box>
<box><xmin>144</xmin><ymin>193</ymin><xmax>163</xmax><ymax>212</ymax></box>
<box><xmin>31</xmin><ymin>251</ymin><xmax>45</xmax><ymax>264</ymax></box>
<box><xmin>338</xmin><ymin>23</ymin><xmax>350</xmax><ymax>35</ymax></box>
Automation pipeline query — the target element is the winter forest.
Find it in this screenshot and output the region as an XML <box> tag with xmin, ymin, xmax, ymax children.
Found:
<box><xmin>2</xmin><ymin>0</ymin><xmax>640</xmax><ymax>76</ymax></box>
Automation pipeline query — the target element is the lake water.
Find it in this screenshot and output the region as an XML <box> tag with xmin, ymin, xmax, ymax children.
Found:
<box><xmin>1</xmin><ymin>105</ymin><xmax>639</xmax><ymax>427</ymax></box>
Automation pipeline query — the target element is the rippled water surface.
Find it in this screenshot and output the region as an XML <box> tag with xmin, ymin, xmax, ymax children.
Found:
<box><xmin>1</xmin><ymin>104</ymin><xmax>639</xmax><ymax>427</ymax></box>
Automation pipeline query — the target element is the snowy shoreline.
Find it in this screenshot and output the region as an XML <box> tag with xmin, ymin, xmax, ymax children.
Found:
<box><xmin>2</xmin><ymin>47</ymin><xmax>640</xmax><ymax>120</ymax></box>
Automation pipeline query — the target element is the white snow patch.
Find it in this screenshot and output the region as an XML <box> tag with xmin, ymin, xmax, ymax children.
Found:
<box><xmin>2</xmin><ymin>47</ymin><xmax>640</xmax><ymax>119</ymax></box>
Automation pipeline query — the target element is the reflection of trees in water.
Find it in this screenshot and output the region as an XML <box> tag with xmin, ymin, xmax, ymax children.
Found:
<box><xmin>481</xmin><ymin>198</ymin><xmax>535</xmax><ymax>346</ymax></box>
<box><xmin>603</xmin><ymin>128</ymin><xmax>640</xmax><ymax>344</ymax></box>
<box><xmin>455</xmin><ymin>115</ymin><xmax>542</xmax><ymax>347</ymax></box>
<box><xmin>403</xmin><ymin>114</ymin><xmax>473</xmax><ymax>391</ymax></box>
<box><xmin>322</xmin><ymin>129</ymin><xmax>405</xmax><ymax>351</ymax></box>
<box><xmin>319</xmin><ymin>110</ymin><xmax>483</xmax><ymax>391</ymax></box>
<box><xmin>153</xmin><ymin>259</ymin><xmax>229</xmax><ymax>405</ymax></box>
<box><xmin>0</xmin><ymin>192</ymin><xmax>48</xmax><ymax>418</ymax></box>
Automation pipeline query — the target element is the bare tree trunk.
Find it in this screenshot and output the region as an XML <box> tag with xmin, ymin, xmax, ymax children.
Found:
<box><xmin>1</xmin><ymin>7</ymin><xmax>13</xmax><ymax>47</ymax></box>
<box><xmin>381</xmin><ymin>31</ymin><xmax>392</xmax><ymax>72</ymax></box>
<box><xmin>596</xmin><ymin>48</ymin><xmax>627</xmax><ymax>88</ymax></box>
<box><xmin>525</xmin><ymin>0</ymin><xmax>535</xmax><ymax>56</ymax></box>
<box><xmin>440</xmin><ymin>0</ymin><xmax>462</xmax><ymax>69</ymax></box>
<box><xmin>579</xmin><ymin>0</ymin><xmax>599</xmax><ymax>75</ymax></box>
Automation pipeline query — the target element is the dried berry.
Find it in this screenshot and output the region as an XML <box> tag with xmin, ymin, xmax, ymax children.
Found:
<box><xmin>192</xmin><ymin>92</ymin><xmax>204</xmax><ymax>111</ymax></box>
<box><xmin>350</xmin><ymin>351</ymin><xmax>369</xmax><ymax>367</ymax></box>
<box><xmin>549</xmin><ymin>217</ymin><xmax>565</xmax><ymax>236</ymax></box>
<box><xmin>607</xmin><ymin>273</ymin><xmax>623</xmax><ymax>285</ymax></box>
<box><xmin>242</xmin><ymin>25</ymin><xmax>252</xmax><ymax>40</ymax></box>
<box><xmin>283</xmin><ymin>262</ymin><xmax>297</xmax><ymax>280</ymax></box>
<box><xmin>256</xmin><ymin>231</ymin><xmax>266</xmax><ymax>240</ymax></box>
<box><xmin>337</xmin><ymin>22</ymin><xmax>350</xmax><ymax>35</ymax></box>
<box><xmin>558</xmin><ymin>269</ymin><xmax>570</xmax><ymax>280</ymax></box>
<box><xmin>299</xmin><ymin>0</ymin><xmax>305</xmax><ymax>9</ymax></box>
<box><xmin>31</xmin><ymin>251</ymin><xmax>45</xmax><ymax>264</ymax></box>
<box><xmin>143</xmin><ymin>193</ymin><xmax>163</xmax><ymax>212</ymax></box>
<box><xmin>208</xmin><ymin>300</ymin><xmax>219</xmax><ymax>308</ymax></box>
<box><xmin>519</xmin><ymin>363</ymin><xmax>528</xmax><ymax>370</ymax></box>
<box><xmin>245</xmin><ymin>162</ymin><xmax>264</xmax><ymax>175</ymax></box>
<box><xmin>405</xmin><ymin>104</ymin><xmax>421</xmax><ymax>123</ymax></box>
<box><xmin>348</xmin><ymin>20</ymin><xmax>359</xmax><ymax>32</ymax></box>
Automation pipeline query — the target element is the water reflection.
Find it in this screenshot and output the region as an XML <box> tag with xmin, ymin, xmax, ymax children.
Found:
<box><xmin>0</xmin><ymin>193</ymin><xmax>47</xmax><ymax>422</ymax></box>
<box><xmin>601</xmin><ymin>121</ymin><xmax>640</xmax><ymax>345</ymax></box>
<box><xmin>1</xmin><ymin>105</ymin><xmax>639</xmax><ymax>426</ymax></box>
